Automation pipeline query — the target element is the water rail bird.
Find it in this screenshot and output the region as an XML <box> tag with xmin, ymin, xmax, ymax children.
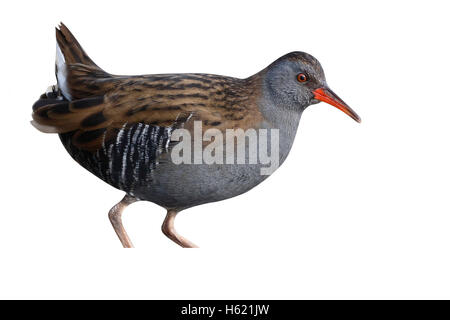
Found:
<box><xmin>32</xmin><ymin>23</ymin><xmax>360</xmax><ymax>248</ymax></box>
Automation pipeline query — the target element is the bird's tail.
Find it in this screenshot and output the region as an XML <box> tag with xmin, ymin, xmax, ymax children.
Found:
<box><xmin>55</xmin><ymin>22</ymin><xmax>111</xmax><ymax>100</ymax></box>
<box><xmin>31</xmin><ymin>23</ymin><xmax>111</xmax><ymax>133</ymax></box>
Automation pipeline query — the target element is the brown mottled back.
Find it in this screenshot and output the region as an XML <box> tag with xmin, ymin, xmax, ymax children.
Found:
<box><xmin>32</xmin><ymin>24</ymin><xmax>264</xmax><ymax>152</ymax></box>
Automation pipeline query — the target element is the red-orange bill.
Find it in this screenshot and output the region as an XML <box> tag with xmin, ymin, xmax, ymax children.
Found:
<box><xmin>313</xmin><ymin>88</ymin><xmax>361</xmax><ymax>123</ymax></box>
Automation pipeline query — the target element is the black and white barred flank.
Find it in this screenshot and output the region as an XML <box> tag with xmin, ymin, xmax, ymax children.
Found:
<box><xmin>60</xmin><ymin>123</ymin><xmax>173</xmax><ymax>198</ymax></box>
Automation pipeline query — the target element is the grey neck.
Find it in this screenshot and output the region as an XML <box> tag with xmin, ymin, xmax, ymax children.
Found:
<box><xmin>258</xmin><ymin>83</ymin><xmax>303</xmax><ymax>165</ymax></box>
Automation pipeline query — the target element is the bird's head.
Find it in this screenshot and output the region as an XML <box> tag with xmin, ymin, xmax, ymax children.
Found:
<box><xmin>264</xmin><ymin>51</ymin><xmax>360</xmax><ymax>122</ymax></box>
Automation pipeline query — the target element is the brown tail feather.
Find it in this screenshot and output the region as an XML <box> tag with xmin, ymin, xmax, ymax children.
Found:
<box><xmin>55</xmin><ymin>23</ymin><xmax>111</xmax><ymax>100</ymax></box>
<box><xmin>56</xmin><ymin>22</ymin><xmax>99</xmax><ymax>67</ymax></box>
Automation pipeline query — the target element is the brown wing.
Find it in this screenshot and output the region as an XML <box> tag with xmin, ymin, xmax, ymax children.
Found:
<box><xmin>31</xmin><ymin>89</ymin><xmax>192</xmax><ymax>151</ymax></box>
<box><xmin>32</xmin><ymin>73</ymin><xmax>264</xmax><ymax>152</ymax></box>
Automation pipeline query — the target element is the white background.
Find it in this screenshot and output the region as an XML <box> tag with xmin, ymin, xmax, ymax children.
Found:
<box><xmin>1</xmin><ymin>0</ymin><xmax>449</xmax><ymax>299</ymax></box>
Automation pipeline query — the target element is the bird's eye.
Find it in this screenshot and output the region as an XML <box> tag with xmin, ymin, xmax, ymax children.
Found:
<box><xmin>297</xmin><ymin>73</ymin><xmax>307</xmax><ymax>82</ymax></box>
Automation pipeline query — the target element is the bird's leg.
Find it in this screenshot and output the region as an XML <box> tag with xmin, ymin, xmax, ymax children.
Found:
<box><xmin>108</xmin><ymin>194</ymin><xmax>137</xmax><ymax>248</ymax></box>
<box><xmin>162</xmin><ymin>210</ymin><xmax>198</xmax><ymax>248</ymax></box>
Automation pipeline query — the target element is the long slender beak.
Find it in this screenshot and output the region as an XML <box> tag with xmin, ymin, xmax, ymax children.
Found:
<box><xmin>313</xmin><ymin>88</ymin><xmax>361</xmax><ymax>123</ymax></box>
